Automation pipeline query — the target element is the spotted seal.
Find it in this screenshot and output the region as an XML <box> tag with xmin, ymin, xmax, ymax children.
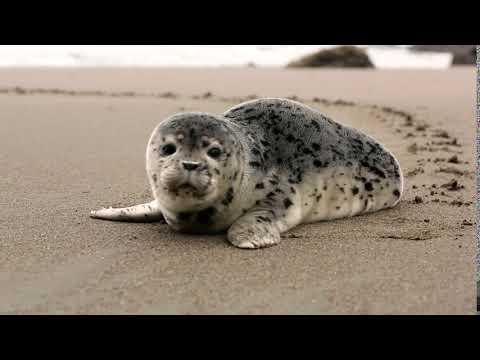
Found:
<box><xmin>90</xmin><ymin>98</ymin><xmax>403</xmax><ymax>249</ymax></box>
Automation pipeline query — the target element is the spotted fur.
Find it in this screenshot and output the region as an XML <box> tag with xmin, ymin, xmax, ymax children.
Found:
<box><xmin>90</xmin><ymin>98</ymin><xmax>404</xmax><ymax>249</ymax></box>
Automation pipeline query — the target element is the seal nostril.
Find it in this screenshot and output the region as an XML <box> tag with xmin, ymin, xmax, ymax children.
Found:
<box><xmin>182</xmin><ymin>161</ymin><xmax>200</xmax><ymax>171</ymax></box>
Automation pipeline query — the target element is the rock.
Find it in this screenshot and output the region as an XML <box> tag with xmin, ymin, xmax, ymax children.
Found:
<box><xmin>448</xmin><ymin>155</ymin><xmax>460</xmax><ymax>164</ymax></box>
<box><xmin>436</xmin><ymin>167</ymin><xmax>465</xmax><ymax>176</ymax></box>
<box><xmin>433</xmin><ymin>130</ymin><xmax>450</xmax><ymax>139</ymax></box>
<box><xmin>159</xmin><ymin>91</ymin><xmax>177</xmax><ymax>99</ymax></box>
<box><xmin>410</xmin><ymin>45</ymin><xmax>476</xmax><ymax>65</ymax></box>
<box><xmin>282</xmin><ymin>233</ymin><xmax>302</xmax><ymax>239</ymax></box>
<box><xmin>440</xmin><ymin>179</ymin><xmax>464</xmax><ymax>191</ymax></box>
<box><xmin>287</xmin><ymin>46</ymin><xmax>374</xmax><ymax>68</ymax></box>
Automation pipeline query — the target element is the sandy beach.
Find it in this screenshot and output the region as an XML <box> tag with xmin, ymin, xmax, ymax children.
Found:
<box><xmin>0</xmin><ymin>67</ymin><xmax>476</xmax><ymax>314</ymax></box>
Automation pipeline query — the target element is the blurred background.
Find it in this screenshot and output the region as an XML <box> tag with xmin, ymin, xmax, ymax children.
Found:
<box><xmin>0</xmin><ymin>45</ymin><xmax>475</xmax><ymax>69</ymax></box>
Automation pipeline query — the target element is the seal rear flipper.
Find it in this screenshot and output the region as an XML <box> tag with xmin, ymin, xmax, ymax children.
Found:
<box><xmin>89</xmin><ymin>200</ymin><xmax>164</xmax><ymax>223</ymax></box>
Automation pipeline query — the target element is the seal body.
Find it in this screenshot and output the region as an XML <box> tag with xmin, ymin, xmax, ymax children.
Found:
<box><xmin>91</xmin><ymin>98</ymin><xmax>403</xmax><ymax>249</ymax></box>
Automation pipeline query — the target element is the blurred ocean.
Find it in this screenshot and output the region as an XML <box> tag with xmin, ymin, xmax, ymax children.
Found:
<box><xmin>0</xmin><ymin>45</ymin><xmax>453</xmax><ymax>69</ymax></box>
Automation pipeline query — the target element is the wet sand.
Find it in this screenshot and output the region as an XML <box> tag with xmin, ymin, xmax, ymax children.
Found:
<box><xmin>0</xmin><ymin>67</ymin><xmax>476</xmax><ymax>314</ymax></box>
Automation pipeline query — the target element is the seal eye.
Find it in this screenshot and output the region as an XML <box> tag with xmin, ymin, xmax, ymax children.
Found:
<box><xmin>207</xmin><ymin>147</ymin><xmax>222</xmax><ymax>159</ymax></box>
<box><xmin>161</xmin><ymin>144</ymin><xmax>177</xmax><ymax>156</ymax></box>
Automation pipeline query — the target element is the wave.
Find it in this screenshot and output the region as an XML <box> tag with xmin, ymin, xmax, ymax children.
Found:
<box><xmin>0</xmin><ymin>45</ymin><xmax>453</xmax><ymax>69</ymax></box>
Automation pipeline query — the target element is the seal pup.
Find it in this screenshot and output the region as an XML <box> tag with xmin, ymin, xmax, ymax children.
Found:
<box><xmin>90</xmin><ymin>98</ymin><xmax>403</xmax><ymax>249</ymax></box>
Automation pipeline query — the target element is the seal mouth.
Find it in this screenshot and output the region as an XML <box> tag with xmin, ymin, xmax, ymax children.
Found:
<box><xmin>169</xmin><ymin>182</ymin><xmax>209</xmax><ymax>198</ymax></box>
<box><xmin>177</xmin><ymin>184</ymin><xmax>197</xmax><ymax>192</ymax></box>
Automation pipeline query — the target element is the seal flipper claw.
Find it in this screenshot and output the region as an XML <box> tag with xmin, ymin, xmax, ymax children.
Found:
<box><xmin>89</xmin><ymin>200</ymin><xmax>164</xmax><ymax>223</ymax></box>
<box><xmin>227</xmin><ymin>210</ymin><xmax>282</xmax><ymax>249</ymax></box>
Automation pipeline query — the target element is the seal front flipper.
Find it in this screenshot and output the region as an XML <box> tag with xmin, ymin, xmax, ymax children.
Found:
<box><xmin>90</xmin><ymin>200</ymin><xmax>164</xmax><ymax>223</ymax></box>
<box><xmin>227</xmin><ymin>209</ymin><xmax>282</xmax><ymax>249</ymax></box>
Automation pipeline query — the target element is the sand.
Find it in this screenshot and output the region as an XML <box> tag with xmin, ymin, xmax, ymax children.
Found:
<box><xmin>0</xmin><ymin>67</ymin><xmax>476</xmax><ymax>314</ymax></box>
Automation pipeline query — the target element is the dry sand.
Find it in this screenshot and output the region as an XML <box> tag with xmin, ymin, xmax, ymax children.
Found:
<box><xmin>0</xmin><ymin>67</ymin><xmax>476</xmax><ymax>314</ymax></box>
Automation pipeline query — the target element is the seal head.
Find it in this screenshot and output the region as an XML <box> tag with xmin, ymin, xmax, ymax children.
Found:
<box><xmin>146</xmin><ymin>112</ymin><xmax>243</xmax><ymax>214</ymax></box>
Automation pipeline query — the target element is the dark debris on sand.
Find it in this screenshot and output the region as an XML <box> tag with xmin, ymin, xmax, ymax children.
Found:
<box><xmin>440</xmin><ymin>179</ymin><xmax>464</xmax><ymax>191</ymax></box>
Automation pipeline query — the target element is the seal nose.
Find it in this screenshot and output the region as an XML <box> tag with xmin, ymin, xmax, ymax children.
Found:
<box><xmin>182</xmin><ymin>161</ymin><xmax>200</xmax><ymax>171</ymax></box>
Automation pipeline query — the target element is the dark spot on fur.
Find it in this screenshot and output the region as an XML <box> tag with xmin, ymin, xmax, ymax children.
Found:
<box><xmin>255</xmin><ymin>182</ymin><xmax>265</xmax><ymax>189</ymax></box>
<box><xmin>393</xmin><ymin>189</ymin><xmax>400</xmax><ymax>198</ymax></box>
<box><xmin>352</xmin><ymin>187</ymin><xmax>359</xmax><ymax>195</ymax></box>
<box><xmin>283</xmin><ymin>198</ymin><xmax>293</xmax><ymax>209</ymax></box>
<box><xmin>365</xmin><ymin>182</ymin><xmax>374</xmax><ymax>191</ymax></box>
<box><xmin>249</xmin><ymin>161</ymin><xmax>261</xmax><ymax>168</ymax></box>
<box><xmin>313</xmin><ymin>160</ymin><xmax>322</xmax><ymax>168</ymax></box>
<box><xmin>222</xmin><ymin>187</ymin><xmax>235</xmax><ymax>206</ymax></box>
